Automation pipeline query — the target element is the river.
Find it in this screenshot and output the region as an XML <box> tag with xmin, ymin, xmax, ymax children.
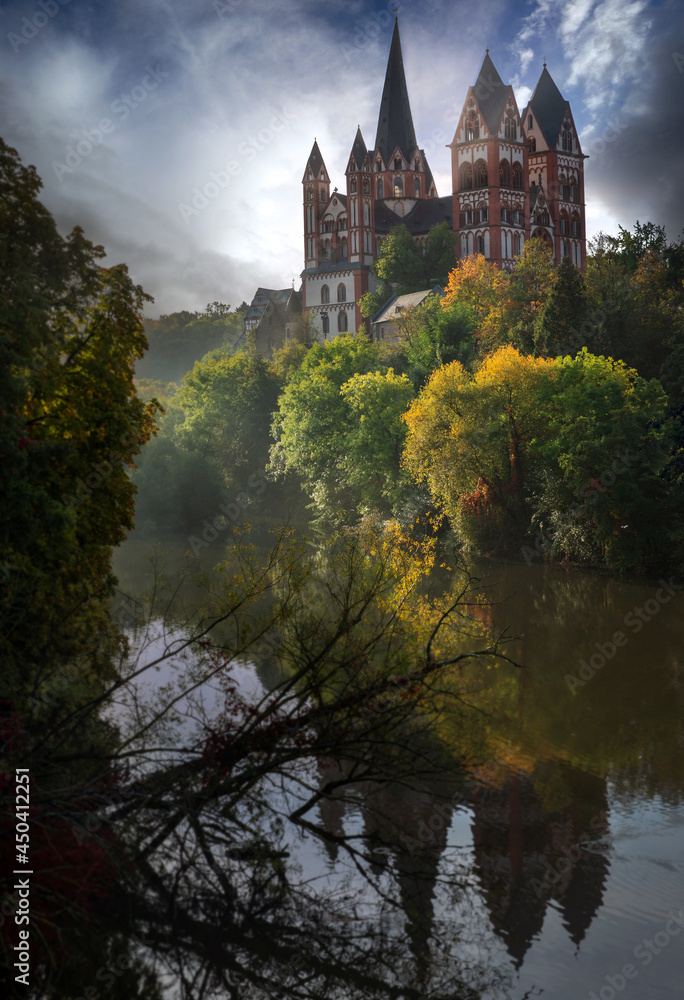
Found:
<box><xmin>112</xmin><ymin>538</ymin><xmax>684</xmax><ymax>999</ymax></box>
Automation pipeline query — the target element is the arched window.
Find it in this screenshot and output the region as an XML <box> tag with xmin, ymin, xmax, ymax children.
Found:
<box><xmin>503</xmin><ymin>231</ymin><xmax>509</xmax><ymax>257</ymax></box>
<box><xmin>568</xmin><ymin>176</ymin><xmax>578</xmax><ymax>202</ymax></box>
<box><xmin>414</xmin><ymin>176</ymin><xmax>420</xmax><ymax>197</ymax></box>
<box><xmin>514</xmin><ymin>232</ymin><xmax>521</xmax><ymax>255</ymax></box>
<box><xmin>466</xmin><ymin>112</ymin><xmax>479</xmax><ymax>141</ymax></box>
<box><xmin>474</xmin><ymin>159</ymin><xmax>487</xmax><ymax>188</ymax></box>
<box><xmin>559</xmin><ymin>209</ymin><xmax>569</xmax><ymax>236</ymax></box>
<box><xmin>528</xmin><ymin>114</ymin><xmax>533</xmax><ymax>129</ymax></box>
<box><xmin>339</xmin><ymin>237</ymin><xmax>348</xmax><ymax>261</ymax></box>
<box><xmin>459</xmin><ymin>162</ymin><xmax>473</xmax><ymax>191</ymax></box>
<box><xmin>363</xmin><ymin>202</ymin><xmax>370</xmax><ymax>225</ymax></box>
<box><xmin>394</xmin><ymin>175</ymin><xmax>404</xmax><ymax>197</ymax></box>
<box><xmin>337</xmin><ymin>283</ymin><xmax>346</xmax><ymax>302</ymax></box>
<box><xmin>477</xmin><ymin>235</ymin><xmax>485</xmax><ymax>255</ymax></box>
<box><xmin>321</xmin><ymin>284</ymin><xmax>330</xmax><ymax>304</ymax></box>
<box><xmin>499</xmin><ymin>159</ymin><xmax>511</xmax><ymax>188</ymax></box>
<box><xmin>478</xmin><ymin>202</ymin><xmax>488</xmax><ymax>223</ymax></box>
<box><xmin>376</xmin><ymin>178</ymin><xmax>383</xmax><ymax>199</ymax></box>
<box><xmin>512</xmin><ymin>162</ymin><xmax>523</xmax><ymax>190</ymax></box>
<box><xmin>505</xmin><ymin>115</ymin><xmax>516</xmax><ymax>140</ymax></box>
<box><xmin>338</xmin><ymin>312</ymin><xmax>348</xmax><ymax>333</ymax></box>
<box><xmin>393</xmin><ymin>158</ymin><xmax>402</xmax><ymax>170</ymax></box>
<box><xmin>321</xmin><ymin>313</ymin><xmax>329</xmax><ymax>336</ymax></box>
<box><xmin>307</xmin><ymin>186</ymin><xmax>313</xmax><ymax>201</ymax></box>
<box><xmin>307</xmin><ymin>206</ymin><xmax>314</xmax><ymax>231</ymax></box>
<box><xmin>562</xmin><ymin>127</ymin><xmax>573</xmax><ymax>152</ymax></box>
<box><xmin>320</xmin><ymin>188</ymin><xmax>326</xmax><ymax>202</ymax></box>
<box><xmin>571</xmin><ymin>212</ymin><xmax>581</xmax><ymax>238</ymax></box>
<box><xmin>338</xmin><ymin>216</ymin><xmax>347</xmax><ymax>230</ymax></box>
<box><xmin>349</xmin><ymin>177</ymin><xmax>357</xmax><ymax>193</ymax></box>
<box><xmin>528</xmin><ymin>136</ymin><xmax>536</xmax><ymax>153</ymax></box>
<box><xmin>375</xmin><ymin>161</ymin><xmax>382</xmax><ymax>172</ymax></box>
<box><xmin>363</xmin><ymin>178</ymin><xmax>370</xmax><ymax>194</ymax></box>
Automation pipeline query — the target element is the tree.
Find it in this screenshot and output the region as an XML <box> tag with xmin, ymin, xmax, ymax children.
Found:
<box><xmin>0</xmin><ymin>138</ymin><xmax>160</xmax><ymax>719</ymax></box>
<box><xmin>396</xmin><ymin>294</ymin><xmax>478</xmax><ymax>385</ymax></box>
<box><xmin>423</xmin><ymin>222</ymin><xmax>457</xmax><ymax>288</ymax></box>
<box><xmin>270</xmin><ymin>336</ymin><xmax>418</xmax><ymax>521</ymax></box>
<box><xmin>535</xmin><ymin>255</ymin><xmax>589</xmax><ymax>357</ymax></box>
<box><xmin>402</xmin><ymin>347</ymin><xmax>553</xmax><ymax>550</ymax></box>
<box><xmin>178</xmin><ymin>349</ymin><xmax>282</xmax><ymax>488</ymax></box>
<box><xmin>504</xmin><ymin>237</ymin><xmax>556</xmax><ymax>354</ymax></box>
<box><xmin>441</xmin><ymin>254</ymin><xmax>509</xmax><ymax>353</ymax></box>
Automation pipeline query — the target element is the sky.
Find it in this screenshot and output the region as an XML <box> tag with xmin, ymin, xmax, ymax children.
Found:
<box><xmin>2</xmin><ymin>0</ymin><xmax>683</xmax><ymax>317</ymax></box>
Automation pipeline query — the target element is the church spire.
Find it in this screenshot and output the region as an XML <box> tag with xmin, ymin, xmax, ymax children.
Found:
<box><xmin>527</xmin><ymin>65</ymin><xmax>567</xmax><ymax>147</ymax></box>
<box><xmin>373</xmin><ymin>19</ymin><xmax>418</xmax><ymax>162</ymax></box>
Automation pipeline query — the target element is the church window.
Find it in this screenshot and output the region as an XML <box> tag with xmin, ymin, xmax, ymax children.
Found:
<box><xmin>308</xmin><ymin>237</ymin><xmax>314</xmax><ymax>259</ymax></box>
<box><xmin>499</xmin><ymin>159</ymin><xmax>511</xmax><ymax>188</ymax></box>
<box><xmin>338</xmin><ymin>312</ymin><xmax>348</xmax><ymax>333</ymax></box>
<box><xmin>321</xmin><ymin>284</ymin><xmax>330</xmax><ymax>304</ymax></box>
<box><xmin>377</xmin><ymin>178</ymin><xmax>383</xmax><ymax>198</ymax></box>
<box><xmin>459</xmin><ymin>162</ymin><xmax>473</xmax><ymax>191</ymax></box>
<box><xmin>466</xmin><ymin>112</ymin><xmax>479</xmax><ymax>141</ymax></box>
<box><xmin>322</xmin><ymin>313</ymin><xmax>329</xmax><ymax>336</ymax></box>
<box><xmin>474</xmin><ymin>159</ymin><xmax>487</xmax><ymax>188</ymax></box>
<box><xmin>505</xmin><ymin>116</ymin><xmax>516</xmax><ymax>140</ymax></box>
<box><xmin>569</xmin><ymin>176</ymin><xmax>578</xmax><ymax>202</ymax></box>
<box><xmin>350</xmin><ymin>177</ymin><xmax>357</xmax><ymax>193</ymax></box>
<box><xmin>528</xmin><ymin>137</ymin><xmax>536</xmax><ymax>153</ymax></box>
<box><xmin>363</xmin><ymin>178</ymin><xmax>370</xmax><ymax>194</ymax></box>
<box><xmin>337</xmin><ymin>283</ymin><xmax>346</xmax><ymax>302</ymax></box>
<box><xmin>571</xmin><ymin>212</ymin><xmax>581</xmax><ymax>237</ymax></box>
<box><xmin>307</xmin><ymin>186</ymin><xmax>313</xmax><ymax>200</ymax></box>
<box><xmin>479</xmin><ymin>204</ymin><xmax>488</xmax><ymax>223</ymax></box>
<box><xmin>363</xmin><ymin>202</ymin><xmax>370</xmax><ymax>225</ymax></box>
<box><xmin>477</xmin><ymin>235</ymin><xmax>485</xmax><ymax>255</ymax></box>
<box><xmin>394</xmin><ymin>175</ymin><xmax>404</xmax><ymax>197</ymax></box>
<box><xmin>562</xmin><ymin>127</ymin><xmax>572</xmax><ymax>152</ymax></box>
<box><xmin>538</xmin><ymin>172</ymin><xmax>542</xmax><ymax>186</ymax></box>
<box><xmin>394</xmin><ymin>158</ymin><xmax>402</xmax><ymax>170</ymax></box>
<box><xmin>307</xmin><ymin>206</ymin><xmax>314</xmax><ymax>231</ymax></box>
<box><xmin>512</xmin><ymin>162</ymin><xmax>523</xmax><ymax>190</ymax></box>
<box><xmin>375</xmin><ymin>162</ymin><xmax>382</xmax><ymax>172</ymax></box>
<box><xmin>338</xmin><ymin>215</ymin><xmax>347</xmax><ymax>230</ymax></box>
<box><xmin>528</xmin><ymin>115</ymin><xmax>533</xmax><ymax>129</ymax></box>
<box><xmin>514</xmin><ymin>232</ymin><xmax>521</xmax><ymax>255</ymax></box>
<box><xmin>560</xmin><ymin>210</ymin><xmax>569</xmax><ymax>235</ymax></box>
<box><xmin>414</xmin><ymin>177</ymin><xmax>420</xmax><ymax>197</ymax></box>
<box><xmin>340</xmin><ymin>237</ymin><xmax>348</xmax><ymax>261</ymax></box>
<box><xmin>414</xmin><ymin>159</ymin><xmax>420</xmax><ymax>171</ymax></box>
<box><xmin>503</xmin><ymin>231</ymin><xmax>509</xmax><ymax>257</ymax></box>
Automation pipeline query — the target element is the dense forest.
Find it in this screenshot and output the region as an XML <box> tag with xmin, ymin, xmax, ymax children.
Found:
<box><xmin>2</xmin><ymin>137</ymin><xmax>684</xmax><ymax>999</ymax></box>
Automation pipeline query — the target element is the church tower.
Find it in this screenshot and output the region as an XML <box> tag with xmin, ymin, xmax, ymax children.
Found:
<box><xmin>301</xmin><ymin>18</ymin><xmax>443</xmax><ymax>340</ymax></box>
<box><xmin>449</xmin><ymin>52</ymin><xmax>528</xmax><ymax>269</ymax></box>
<box><xmin>522</xmin><ymin>66</ymin><xmax>587</xmax><ymax>269</ymax></box>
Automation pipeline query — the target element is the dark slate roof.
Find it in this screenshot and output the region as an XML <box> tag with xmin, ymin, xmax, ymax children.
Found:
<box><xmin>373</xmin><ymin>19</ymin><xmax>418</xmax><ymax>162</ymax></box>
<box><xmin>348</xmin><ymin>127</ymin><xmax>367</xmax><ymax>171</ymax></box>
<box><xmin>527</xmin><ymin>67</ymin><xmax>567</xmax><ymax>147</ymax></box>
<box><xmin>473</xmin><ymin>52</ymin><xmax>509</xmax><ymax>136</ymax></box>
<box><xmin>302</xmin><ymin>140</ymin><xmax>325</xmax><ymax>182</ymax></box>
<box><xmin>404</xmin><ymin>196</ymin><xmax>453</xmax><ymax>233</ymax></box>
<box><xmin>373</xmin><ymin>196</ymin><xmax>452</xmax><ymax>236</ymax></box>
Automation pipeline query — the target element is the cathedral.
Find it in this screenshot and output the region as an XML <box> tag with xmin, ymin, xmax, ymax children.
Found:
<box><xmin>301</xmin><ymin>19</ymin><xmax>586</xmax><ymax>339</ymax></box>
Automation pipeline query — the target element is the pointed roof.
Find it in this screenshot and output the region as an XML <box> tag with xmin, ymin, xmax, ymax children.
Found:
<box><xmin>348</xmin><ymin>127</ymin><xmax>367</xmax><ymax>171</ymax></box>
<box><xmin>302</xmin><ymin>140</ymin><xmax>326</xmax><ymax>182</ymax></box>
<box><xmin>473</xmin><ymin>51</ymin><xmax>509</xmax><ymax>136</ymax></box>
<box><xmin>527</xmin><ymin>66</ymin><xmax>568</xmax><ymax>147</ymax></box>
<box><xmin>374</xmin><ymin>19</ymin><xmax>418</xmax><ymax>162</ymax></box>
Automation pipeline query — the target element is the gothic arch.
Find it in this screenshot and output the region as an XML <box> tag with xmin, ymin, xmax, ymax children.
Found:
<box><xmin>459</xmin><ymin>162</ymin><xmax>473</xmax><ymax>191</ymax></box>
<box><xmin>474</xmin><ymin>159</ymin><xmax>488</xmax><ymax>188</ymax></box>
<box><xmin>500</xmin><ymin>159</ymin><xmax>511</xmax><ymax>188</ymax></box>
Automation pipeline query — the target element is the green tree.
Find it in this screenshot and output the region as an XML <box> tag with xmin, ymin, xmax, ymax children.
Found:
<box><xmin>423</xmin><ymin>221</ymin><xmax>457</xmax><ymax>287</ymax></box>
<box><xmin>535</xmin><ymin>255</ymin><xmax>589</xmax><ymax>357</ymax></box>
<box><xmin>271</xmin><ymin>336</ymin><xmax>416</xmax><ymax>520</ymax></box>
<box><xmin>178</xmin><ymin>349</ymin><xmax>281</xmax><ymax>487</ymax></box>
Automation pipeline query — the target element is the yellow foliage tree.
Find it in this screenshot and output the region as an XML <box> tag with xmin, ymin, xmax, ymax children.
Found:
<box><xmin>441</xmin><ymin>254</ymin><xmax>510</xmax><ymax>351</ymax></box>
<box><xmin>402</xmin><ymin>346</ymin><xmax>555</xmax><ymax>547</ymax></box>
